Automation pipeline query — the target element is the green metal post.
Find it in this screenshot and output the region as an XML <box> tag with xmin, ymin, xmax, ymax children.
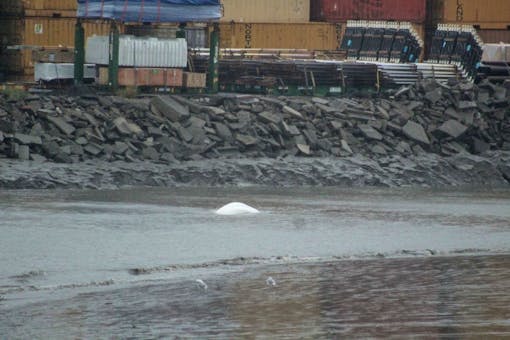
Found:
<box><xmin>74</xmin><ymin>19</ymin><xmax>85</xmax><ymax>84</ymax></box>
<box><xmin>108</xmin><ymin>21</ymin><xmax>120</xmax><ymax>91</ymax></box>
<box><xmin>176</xmin><ymin>23</ymin><xmax>186</xmax><ymax>39</ymax></box>
<box><xmin>207</xmin><ymin>23</ymin><xmax>220</xmax><ymax>93</ymax></box>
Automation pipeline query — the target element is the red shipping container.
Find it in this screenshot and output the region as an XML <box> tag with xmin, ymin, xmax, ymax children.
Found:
<box><xmin>311</xmin><ymin>0</ymin><xmax>426</xmax><ymax>23</ymax></box>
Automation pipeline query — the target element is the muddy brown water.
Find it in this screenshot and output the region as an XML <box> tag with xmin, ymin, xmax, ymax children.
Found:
<box><xmin>1</xmin><ymin>187</ymin><xmax>510</xmax><ymax>338</ymax></box>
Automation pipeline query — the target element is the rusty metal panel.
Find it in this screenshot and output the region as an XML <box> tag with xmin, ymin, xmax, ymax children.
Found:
<box><xmin>431</xmin><ymin>0</ymin><xmax>510</xmax><ymax>29</ymax></box>
<box><xmin>478</xmin><ymin>29</ymin><xmax>510</xmax><ymax>43</ymax></box>
<box><xmin>221</xmin><ymin>0</ymin><xmax>310</xmax><ymax>23</ymax></box>
<box><xmin>311</xmin><ymin>0</ymin><xmax>427</xmax><ymax>23</ymax></box>
<box><xmin>219</xmin><ymin>22</ymin><xmax>343</xmax><ymax>50</ymax></box>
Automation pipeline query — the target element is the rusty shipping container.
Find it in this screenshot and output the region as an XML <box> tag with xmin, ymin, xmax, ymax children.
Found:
<box><xmin>221</xmin><ymin>0</ymin><xmax>310</xmax><ymax>23</ymax></box>
<box><xmin>478</xmin><ymin>29</ymin><xmax>510</xmax><ymax>43</ymax></box>
<box><xmin>219</xmin><ymin>22</ymin><xmax>343</xmax><ymax>50</ymax></box>
<box><xmin>0</xmin><ymin>17</ymin><xmax>120</xmax><ymax>76</ymax></box>
<box><xmin>311</xmin><ymin>0</ymin><xmax>427</xmax><ymax>23</ymax></box>
<box><xmin>0</xmin><ymin>0</ymin><xmax>77</xmax><ymax>15</ymax></box>
<box><xmin>428</xmin><ymin>0</ymin><xmax>510</xmax><ymax>29</ymax></box>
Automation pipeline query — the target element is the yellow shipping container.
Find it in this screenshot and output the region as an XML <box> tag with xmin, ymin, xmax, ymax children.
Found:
<box><xmin>0</xmin><ymin>17</ymin><xmax>120</xmax><ymax>76</ymax></box>
<box><xmin>219</xmin><ymin>22</ymin><xmax>343</xmax><ymax>50</ymax></box>
<box><xmin>478</xmin><ymin>29</ymin><xmax>510</xmax><ymax>43</ymax></box>
<box><xmin>0</xmin><ymin>0</ymin><xmax>77</xmax><ymax>15</ymax></box>
<box><xmin>24</xmin><ymin>0</ymin><xmax>77</xmax><ymax>10</ymax></box>
<box><xmin>430</xmin><ymin>0</ymin><xmax>510</xmax><ymax>29</ymax></box>
<box><xmin>221</xmin><ymin>0</ymin><xmax>310</xmax><ymax>23</ymax></box>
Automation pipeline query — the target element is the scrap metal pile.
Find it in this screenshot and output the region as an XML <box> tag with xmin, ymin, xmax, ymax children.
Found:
<box><xmin>190</xmin><ymin>54</ymin><xmax>464</xmax><ymax>91</ymax></box>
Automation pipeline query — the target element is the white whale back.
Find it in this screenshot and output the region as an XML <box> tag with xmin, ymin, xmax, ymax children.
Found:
<box><xmin>215</xmin><ymin>202</ymin><xmax>260</xmax><ymax>216</ymax></box>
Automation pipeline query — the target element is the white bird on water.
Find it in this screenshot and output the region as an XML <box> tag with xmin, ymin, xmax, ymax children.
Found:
<box><xmin>215</xmin><ymin>202</ymin><xmax>260</xmax><ymax>216</ymax></box>
<box><xmin>195</xmin><ymin>279</ymin><xmax>208</xmax><ymax>290</ymax></box>
<box><xmin>266</xmin><ymin>276</ymin><xmax>277</xmax><ymax>287</ymax></box>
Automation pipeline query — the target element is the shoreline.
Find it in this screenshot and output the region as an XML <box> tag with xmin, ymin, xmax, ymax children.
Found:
<box><xmin>1</xmin><ymin>78</ymin><xmax>509</xmax><ymax>190</ymax></box>
<box><xmin>1</xmin><ymin>151</ymin><xmax>509</xmax><ymax>190</ymax></box>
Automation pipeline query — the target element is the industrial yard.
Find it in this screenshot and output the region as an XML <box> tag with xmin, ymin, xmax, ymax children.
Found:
<box><xmin>2</xmin><ymin>2</ymin><xmax>510</xmax><ymax>339</ymax></box>
<box><xmin>1</xmin><ymin>76</ymin><xmax>510</xmax><ymax>189</ymax></box>
<box><xmin>0</xmin><ymin>1</ymin><xmax>509</xmax><ymax>176</ymax></box>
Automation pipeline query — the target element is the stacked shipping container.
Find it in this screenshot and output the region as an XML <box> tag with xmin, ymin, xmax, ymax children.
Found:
<box><xmin>428</xmin><ymin>0</ymin><xmax>510</xmax><ymax>29</ymax></box>
<box><xmin>311</xmin><ymin>0</ymin><xmax>427</xmax><ymax>23</ymax></box>
<box><xmin>0</xmin><ymin>0</ymin><xmax>115</xmax><ymax>79</ymax></box>
<box><xmin>218</xmin><ymin>0</ymin><xmax>340</xmax><ymax>50</ymax></box>
<box><xmin>1</xmin><ymin>0</ymin><xmax>509</xmax><ymax>80</ymax></box>
<box><xmin>427</xmin><ymin>0</ymin><xmax>510</xmax><ymax>44</ymax></box>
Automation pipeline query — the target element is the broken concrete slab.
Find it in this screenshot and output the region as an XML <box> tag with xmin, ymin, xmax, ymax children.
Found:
<box><xmin>472</xmin><ymin>138</ymin><xmax>490</xmax><ymax>154</ymax></box>
<box><xmin>148</xmin><ymin>126</ymin><xmax>164</xmax><ymax>137</ymax></box>
<box><xmin>177</xmin><ymin>125</ymin><xmax>193</xmax><ymax>143</ymax></box>
<box><xmin>457</xmin><ymin>101</ymin><xmax>477</xmax><ymax>110</ymax></box>
<box><xmin>281</xmin><ymin>121</ymin><xmax>301</xmax><ymax>136</ymax></box>
<box><xmin>151</xmin><ymin>96</ymin><xmax>190</xmax><ymax>122</ymax></box>
<box><xmin>30</xmin><ymin>153</ymin><xmax>47</xmax><ymax>162</ymax></box>
<box><xmin>236</xmin><ymin>134</ymin><xmax>258</xmax><ymax>147</ymax></box>
<box><xmin>312</xmin><ymin>97</ymin><xmax>330</xmax><ymax>105</ymax></box>
<box><xmin>75</xmin><ymin>137</ymin><xmax>88</xmax><ymax>145</ymax></box>
<box><xmin>403</xmin><ymin>120</ymin><xmax>430</xmax><ymax>145</ymax></box>
<box><xmin>425</xmin><ymin>88</ymin><xmax>442</xmax><ymax>104</ymax></box>
<box><xmin>258</xmin><ymin>111</ymin><xmax>282</xmax><ymax>125</ymax></box>
<box><xmin>371</xmin><ymin>144</ymin><xmax>387</xmax><ymax>155</ymax></box>
<box><xmin>358</xmin><ymin>124</ymin><xmax>383</xmax><ymax>141</ymax></box>
<box><xmin>282</xmin><ymin>106</ymin><xmax>304</xmax><ymax>120</ymax></box>
<box><xmin>17</xmin><ymin>145</ymin><xmax>30</xmax><ymax>160</ymax></box>
<box><xmin>395</xmin><ymin>141</ymin><xmax>412</xmax><ymax>154</ymax></box>
<box><xmin>434</xmin><ymin>120</ymin><xmax>468</xmax><ymax>139</ymax></box>
<box><xmin>113</xmin><ymin>141</ymin><xmax>129</xmax><ymax>154</ymax></box>
<box><xmin>142</xmin><ymin>147</ymin><xmax>160</xmax><ymax>161</ymax></box>
<box><xmin>303</xmin><ymin>127</ymin><xmax>318</xmax><ymax>147</ymax></box>
<box><xmin>330</xmin><ymin>120</ymin><xmax>344</xmax><ymax>131</ymax></box>
<box><xmin>46</xmin><ymin>116</ymin><xmax>75</xmax><ymax>136</ymax></box>
<box><xmin>214</xmin><ymin>123</ymin><xmax>233</xmax><ymax>142</ymax></box>
<box><xmin>297</xmin><ymin>143</ymin><xmax>311</xmax><ymax>156</ymax></box>
<box><xmin>84</xmin><ymin>143</ymin><xmax>103</xmax><ymax>156</ymax></box>
<box><xmin>113</xmin><ymin>117</ymin><xmax>143</xmax><ymax>136</ymax></box>
<box><xmin>341</xmin><ymin>139</ymin><xmax>353</xmax><ymax>154</ymax></box>
<box><xmin>14</xmin><ymin>133</ymin><xmax>42</xmax><ymax>145</ymax></box>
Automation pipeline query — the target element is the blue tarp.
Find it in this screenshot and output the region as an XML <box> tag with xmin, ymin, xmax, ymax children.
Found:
<box><xmin>77</xmin><ymin>0</ymin><xmax>221</xmax><ymax>22</ymax></box>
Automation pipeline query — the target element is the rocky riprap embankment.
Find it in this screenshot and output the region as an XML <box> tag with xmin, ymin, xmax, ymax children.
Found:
<box><xmin>0</xmin><ymin>78</ymin><xmax>509</xmax><ymax>189</ymax></box>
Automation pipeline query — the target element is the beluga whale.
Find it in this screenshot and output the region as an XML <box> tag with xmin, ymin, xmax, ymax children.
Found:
<box><xmin>215</xmin><ymin>202</ymin><xmax>260</xmax><ymax>216</ymax></box>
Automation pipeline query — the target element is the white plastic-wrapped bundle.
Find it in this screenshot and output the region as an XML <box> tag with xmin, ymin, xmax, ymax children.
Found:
<box><xmin>86</xmin><ymin>35</ymin><xmax>188</xmax><ymax>68</ymax></box>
